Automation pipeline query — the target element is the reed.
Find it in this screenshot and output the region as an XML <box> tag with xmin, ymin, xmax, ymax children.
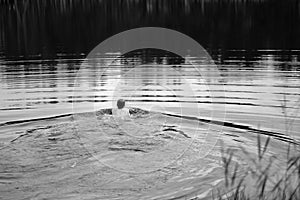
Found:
<box><xmin>213</xmin><ymin>95</ymin><xmax>300</xmax><ymax>200</ymax></box>
<box><xmin>215</xmin><ymin>135</ymin><xmax>300</xmax><ymax>200</ymax></box>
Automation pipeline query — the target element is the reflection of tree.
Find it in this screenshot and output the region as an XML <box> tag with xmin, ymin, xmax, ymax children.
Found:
<box><xmin>121</xmin><ymin>49</ymin><xmax>185</xmax><ymax>65</ymax></box>
<box><xmin>1</xmin><ymin>0</ymin><xmax>300</xmax><ymax>59</ymax></box>
<box><xmin>118</xmin><ymin>49</ymin><xmax>185</xmax><ymax>87</ymax></box>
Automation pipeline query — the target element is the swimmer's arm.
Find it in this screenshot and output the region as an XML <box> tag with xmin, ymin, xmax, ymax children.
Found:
<box><xmin>128</xmin><ymin>108</ymin><xmax>140</xmax><ymax>119</ymax></box>
<box><xmin>128</xmin><ymin>112</ymin><xmax>137</xmax><ymax>119</ymax></box>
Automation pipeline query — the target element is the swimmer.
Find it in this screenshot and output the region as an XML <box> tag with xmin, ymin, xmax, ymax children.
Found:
<box><xmin>112</xmin><ymin>99</ymin><xmax>130</xmax><ymax>120</ymax></box>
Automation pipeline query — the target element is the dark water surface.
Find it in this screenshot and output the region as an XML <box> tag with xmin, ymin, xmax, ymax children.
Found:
<box><xmin>1</xmin><ymin>0</ymin><xmax>300</xmax><ymax>59</ymax></box>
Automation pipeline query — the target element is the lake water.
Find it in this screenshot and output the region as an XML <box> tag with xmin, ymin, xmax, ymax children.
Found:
<box><xmin>1</xmin><ymin>49</ymin><xmax>299</xmax><ymax>199</ymax></box>
<box><xmin>1</xmin><ymin>49</ymin><xmax>299</xmax><ymax>141</ymax></box>
<box><xmin>1</xmin><ymin>0</ymin><xmax>300</xmax><ymax>199</ymax></box>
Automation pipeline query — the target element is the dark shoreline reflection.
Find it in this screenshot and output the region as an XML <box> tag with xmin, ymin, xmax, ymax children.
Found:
<box><xmin>1</xmin><ymin>0</ymin><xmax>300</xmax><ymax>60</ymax></box>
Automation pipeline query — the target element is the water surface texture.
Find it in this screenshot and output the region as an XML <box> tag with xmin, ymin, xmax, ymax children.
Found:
<box><xmin>1</xmin><ymin>49</ymin><xmax>299</xmax><ymax>199</ymax></box>
<box><xmin>1</xmin><ymin>49</ymin><xmax>299</xmax><ymax>140</ymax></box>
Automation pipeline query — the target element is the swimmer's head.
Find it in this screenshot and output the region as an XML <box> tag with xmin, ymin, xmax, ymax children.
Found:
<box><xmin>117</xmin><ymin>99</ymin><xmax>125</xmax><ymax>109</ymax></box>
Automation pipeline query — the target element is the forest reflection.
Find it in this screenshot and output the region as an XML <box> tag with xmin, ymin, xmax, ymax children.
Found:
<box><xmin>0</xmin><ymin>0</ymin><xmax>300</xmax><ymax>60</ymax></box>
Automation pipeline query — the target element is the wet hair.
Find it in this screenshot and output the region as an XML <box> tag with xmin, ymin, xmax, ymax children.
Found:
<box><xmin>117</xmin><ymin>99</ymin><xmax>125</xmax><ymax>109</ymax></box>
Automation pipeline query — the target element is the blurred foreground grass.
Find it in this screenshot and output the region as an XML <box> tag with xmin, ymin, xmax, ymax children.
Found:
<box><xmin>213</xmin><ymin>95</ymin><xmax>300</xmax><ymax>200</ymax></box>
<box><xmin>214</xmin><ymin>134</ymin><xmax>300</xmax><ymax>200</ymax></box>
